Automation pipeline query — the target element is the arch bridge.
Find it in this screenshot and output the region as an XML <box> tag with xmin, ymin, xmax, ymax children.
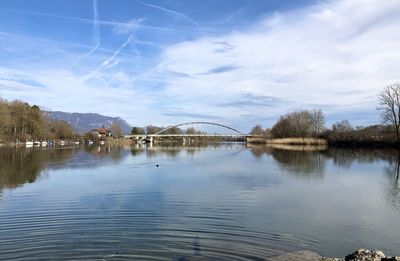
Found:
<box><xmin>126</xmin><ymin>121</ymin><xmax>250</xmax><ymax>143</ymax></box>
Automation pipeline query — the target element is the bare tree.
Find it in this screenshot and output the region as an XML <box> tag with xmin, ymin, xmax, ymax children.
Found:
<box><xmin>50</xmin><ymin>120</ymin><xmax>74</xmax><ymax>140</ymax></box>
<box><xmin>185</xmin><ymin>127</ymin><xmax>200</xmax><ymax>134</ymax></box>
<box><xmin>146</xmin><ymin>125</ymin><xmax>163</xmax><ymax>134</ymax></box>
<box><xmin>111</xmin><ymin>122</ymin><xmax>123</xmax><ymax>138</ymax></box>
<box><xmin>310</xmin><ymin>109</ymin><xmax>325</xmax><ymax>135</ymax></box>
<box><xmin>131</xmin><ymin>127</ymin><xmax>145</xmax><ymax>135</ymax></box>
<box><xmin>288</xmin><ymin>110</ymin><xmax>313</xmax><ymax>137</ymax></box>
<box><xmin>271</xmin><ymin>109</ymin><xmax>325</xmax><ymax>138</ymax></box>
<box><xmin>378</xmin><ymin>83</ymin><xmax>400</xmax><ymax>142</ymax></box>
<box><xmin>250</xmin><ymin>124</ymin><xmax>265</xmax><ymax>136</ymax></box>
<box><xmin>0</xmin><ymin>99</ymin><xmax>11</xmax><ymax>140</ymax></box>
<box><xmin>271</xmin><ymin>116</ymin><xmax>293</xmax><ymax>138</ymax></box>
<box><xmin>332</xmin><ymin>120</ymin><xmax>353</xmax><ymax>132</ymax></box>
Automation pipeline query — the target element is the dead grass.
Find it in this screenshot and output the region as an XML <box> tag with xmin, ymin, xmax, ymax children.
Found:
<box><xmin>266</xmin><ymin>138</ymin><xmax>328</xmax><ymax>145</ymax></box>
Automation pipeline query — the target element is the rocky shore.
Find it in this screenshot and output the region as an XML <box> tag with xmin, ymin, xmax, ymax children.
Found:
<box><xmin>271</xmin><ymin>249</ymin><xmax>400</xmax><ymax>261</ymax></box>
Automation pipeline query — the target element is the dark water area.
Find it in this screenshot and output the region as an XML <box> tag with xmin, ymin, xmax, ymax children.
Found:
<box><xmin>0</xmin><ymin>144</ymin><xmax>400</xmax><ymax>260</ymax></box>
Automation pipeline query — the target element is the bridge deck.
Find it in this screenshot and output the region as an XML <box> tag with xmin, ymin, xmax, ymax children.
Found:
<box><xmin>126</xmin><ymin>134</ymin><xmax>251</xmax><ymax>139</ymax></box>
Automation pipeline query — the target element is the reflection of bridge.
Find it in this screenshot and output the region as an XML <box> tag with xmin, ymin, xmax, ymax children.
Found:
<box><xmin>125</xmin><ymin>121</ymin><xmax>251</xmax><ymax>143</ymax></box>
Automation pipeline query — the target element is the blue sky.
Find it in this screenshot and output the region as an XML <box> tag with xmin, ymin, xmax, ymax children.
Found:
<box><xmin>0</xmin><ymin>0</ymin><xmax>399</xmax><ymax>132</ymax></box>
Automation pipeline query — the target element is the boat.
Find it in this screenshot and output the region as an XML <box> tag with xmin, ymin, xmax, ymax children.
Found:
<box><xmin>33</xmin><ymin>141</ymin><xmax>41</xmax><ymax>146</ymax></box>
<box><xmin>25</xmin><ymin>141</ymin><xmax>33</xmax><ymax>147</ymax></box>
<box><xmin>99</xmin><ymin>141</ymin><xmax>105</xmax><ymax>145</ymax></box>
<box><xmin>88</xmin><ymin>140</ymin><xmax>94</xmax><ymax>145</ymax></box>
<box><xmin>74</xmin><ymin>141</ymin><xmax>80</xmax><ymax>145</ymax></box>
<box><xmin>60</xmin><ymin>140</ymin><xmax>65</xmax><ymax>146</ymax></box>
<box><xmin>41</xmin><ymin>141</ymin><xmax>48</xmax><ymax>146</ymax></box>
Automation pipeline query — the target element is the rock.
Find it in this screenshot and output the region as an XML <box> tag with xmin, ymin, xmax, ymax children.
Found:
<box><xmin>322</xmin><ymin>248</ymin><xmax>400</xmax><ymax>261</ymax></box>
<box><xmin>344</xmin><ymin>249</ymin><xmax>385</xmax><ymax>261</ymax></box>
<box><xmin>267</xmin><ymin>248</ymin><xmax>400</xmax><ymax>261</ymax></box>
<box><xmin>271</xmin><ymin>249</ymin><xmax>400</xmax><ymax>261</ymax></box>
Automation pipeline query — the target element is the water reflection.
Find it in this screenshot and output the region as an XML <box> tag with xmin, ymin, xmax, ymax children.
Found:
<box><xmin>272</xmin><ymin>149</ymin><xmax>325</xmax><ymax>179</ymax></box>
<box><xmin>3</xmin><ymin>144</ymin><xmax>400</xmax><ymax>190</ymax></box>
<box><xmin>0</xmin><ymin>145</ymin><xmax>132</xmax><ymax>192</ymax></box>
<box><xmin>384</xmin><ymin>151</ymin><xmax>400</xmax><ymax>210</ymax></box>
<box><xmin>82</xmin><ymin>144</ymin><xmax>126</xmax><ymax>162</ymax></box>
<box><xmin>1</xmin><ymin>144</ymin><xmax>400</xmax><ymax>259</ymax></box>
<box><xmin>0</xmin><ymin>147</ymin><xmax>76</xmax><ymax>190</ymax></box>
<box><xmin>248</xmin><ymin>144</ymin><xmax>326</xmax><ymax>179</ymax></box>
<box><xmin>324</xmin><ymin>148</ymin><xmax>397</xmax><ymax>168</ymax></box>
<box><xmin>130</xmin><ymin>143</ymin><xmax>240</xmax><ymax>159</ymax></box>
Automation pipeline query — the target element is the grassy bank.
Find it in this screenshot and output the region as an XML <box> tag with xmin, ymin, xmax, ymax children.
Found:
<box><xmin>247</xmin><ymin>137</ymin><xmax>327</xmax><ymax>145</ymax></box>
<box><xmin>105</xmin><ymin>138</ymin><xmax>133</xmax><ymax>146</ymax></box>
<box><xmin>247</xmin><ymin>136</ymin><xmax>400</xmax><ymax>148</ymax></box>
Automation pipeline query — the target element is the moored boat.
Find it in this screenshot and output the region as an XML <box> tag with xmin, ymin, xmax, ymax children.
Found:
<box><xmin>25</xmin><ymin>141</ymin><xmax>33</xmax><ymax>147</ymax></box>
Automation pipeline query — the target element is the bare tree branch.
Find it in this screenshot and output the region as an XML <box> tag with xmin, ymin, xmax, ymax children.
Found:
<box><xmin>378</xmin><ymin>83</ymin><xmax>400</xmax><ymax>142</ymax></box>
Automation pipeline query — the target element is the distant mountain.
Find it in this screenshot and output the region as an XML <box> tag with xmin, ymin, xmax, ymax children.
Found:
<box><xmin>44</xmin><ymin>111</ymin><xmax>132</xmax><ymax>134</ymax></box>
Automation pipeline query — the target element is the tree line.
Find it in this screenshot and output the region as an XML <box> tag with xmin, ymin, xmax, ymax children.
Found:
<box><xmin>0</xmin><ymin>98</ymin><xmax>75</xmax><ymax>142</ymax></box>
<box><xmin>249</xmin><ymin>109</ymin><xmax>325</xmax><ymax>138</ymax></box>
<box><xmin>131</xmin><ymin>125</ymin><xmax>205</xmax><ymax>135</ymax></box>
<box><xmin>249</xmin><ymin>83</ymin><xmax>400</xmax><ymax>146</ymax></box>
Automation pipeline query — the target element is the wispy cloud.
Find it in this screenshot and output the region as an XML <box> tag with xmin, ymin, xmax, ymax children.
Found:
<box><xmin>0</xmin><ymin>9</ymin><xmax>206</xmax><ymax>34</ymax></box>
<box><xmin>1</xmin><ymin>0</ymin><xmax>399</xmax><ymax>129</ymax></box>
<box><xmin>197</xmin><ymin>65</ymin><xmax>240</xmax><ymax>75</ymax></box>
<box><xmin>217</xmin><ymin>93</ymin><xmax>282</xmax><ymax>108</ymax></box>
<box><xmin>82</xmin><ymin>33</ymin><xmax>135</xmax><ymax>81</ymax></box>
<box><xmin>113</xmin><ymin>18</ymin><xmax>144</xmax><ymax>35</ymax></box>
<box><xmin>163</xmin><ymin>112</ymin><xmax>223</xmax><ymax>120</ymax></box>
<box><xmin>155</xmin><ymin>0</ymin><xmax>400</xmax><ymax>126</ymax></box>
<box><xmin>136</xmin><ymin>0</ymin><xmax>198</xmax><ymax>26</ymax></box>
<box><xmin>212</xmin><ymin>41</ymin><xmax>236</xmax><ymax>54</ymax></box>
<box><xmin>70</xmin><ymin>0</ymin><xmax>100</xmax><ymax>67</ymax></box>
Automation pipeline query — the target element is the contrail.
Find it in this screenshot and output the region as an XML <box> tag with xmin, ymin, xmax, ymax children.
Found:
<box><xmin>136</xmin><ymin>0</ymin><xmax>198</xmax><ymax>26</ymax></box>
<box><xmin>100</xmin><ymin>34</ymin><xmax>134</xmax><ymax>69</ymax></box>
<box><xmin>70</xmin><ymin>0</ymin><xmax>100</xmax><ymax>66</ymax></box>
<box><xmin>82</xmin><ymin>33</ymin><xmax>135</xmax><ymax>81</ymax></box>
<box><xmin>2</xmin><ymin>9</ymin><xmax>218</xmax><ymax>33</ymax></box>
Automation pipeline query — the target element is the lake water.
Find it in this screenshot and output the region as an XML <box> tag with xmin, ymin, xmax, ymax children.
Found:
<box><xmin>0</xmin><ymin>144</ymin><xmax>400</xmax><ymax>260</ymax></box>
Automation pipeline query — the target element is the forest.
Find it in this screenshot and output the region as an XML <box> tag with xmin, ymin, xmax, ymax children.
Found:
<box><xmin>0</xmin><ymin>98</ymin><xmax>75</xmax><ymax>142</ymax></box>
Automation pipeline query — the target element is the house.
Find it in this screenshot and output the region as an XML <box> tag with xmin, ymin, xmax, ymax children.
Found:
<box><xmin>90</xmin><ymin>127</ymin><xmax>112</xmax><ymax>138</ymax></box>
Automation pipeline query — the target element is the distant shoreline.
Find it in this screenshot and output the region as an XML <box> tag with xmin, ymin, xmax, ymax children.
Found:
<box><xmin>247</xmin><ymin>136</ymin><xmax>400</xmax><ymax>148</ymax></box>
<box><xmin>1</xmin><ymin>137</ymin><xmax>399</xmax><ymax>149</ymax></box>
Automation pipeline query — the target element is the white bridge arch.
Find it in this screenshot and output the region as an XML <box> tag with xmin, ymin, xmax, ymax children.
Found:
<box><xmin>154</xmin><ymin>121</ymin><xmax>246</xmax><ymax>135</ymax></box>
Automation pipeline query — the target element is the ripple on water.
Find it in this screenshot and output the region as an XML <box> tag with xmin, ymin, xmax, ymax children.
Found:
<box><xmin>0</xmin><ymin>192</ymin><xmax>318</xmax><ymax>260</ymax></box>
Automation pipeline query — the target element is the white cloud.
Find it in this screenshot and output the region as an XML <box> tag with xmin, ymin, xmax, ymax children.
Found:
<box><xmin>155</xmin><ymin>0</ymin><xmax>400</xmax><ymax>127</ymax></box>
<box><xmin>1</xmin><ymin>0</ymin><xmax>400</xmax><ymax>130</ymax></box>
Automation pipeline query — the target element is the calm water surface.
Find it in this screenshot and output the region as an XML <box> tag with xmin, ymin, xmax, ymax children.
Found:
<box><xmin>0</xmin><ymin>144</ymin><xmax>400</xmax><ymax>260</ymax></box>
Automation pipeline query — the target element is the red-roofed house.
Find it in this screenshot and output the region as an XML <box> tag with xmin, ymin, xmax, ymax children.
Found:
<box><xmin>90</xmin><ymin>127</ymin><xmax>112</xmax><ymax>138</ymax></box>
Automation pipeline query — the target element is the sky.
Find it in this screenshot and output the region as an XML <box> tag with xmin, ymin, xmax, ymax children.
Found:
<box><xmin>0</xmin><ymin>0</ymin><xmax>399</xmax><ymax>132</ymax></box>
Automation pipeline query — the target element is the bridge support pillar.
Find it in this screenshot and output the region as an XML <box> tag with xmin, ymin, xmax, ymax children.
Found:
<box><xmin>246</xmin><ymin>136</ymin><xmax>250</xmax><ymax>143</ymax></box>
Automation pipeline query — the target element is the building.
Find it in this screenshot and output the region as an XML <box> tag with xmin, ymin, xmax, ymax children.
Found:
<box><xmin>90</xmin><ymin>127</ymin><xmax>112</xmax><ymax>138</ymax></box>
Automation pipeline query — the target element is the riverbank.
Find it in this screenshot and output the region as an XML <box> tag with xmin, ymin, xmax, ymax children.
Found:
<box><xmin>247</xmin><ymin>137</ymin><xmax>327</xmax><ymax>145</ymax></box>
<box><xmin>271</xmin><ymin>249</ymin><xmax>400</xmax><ymax>261</ymax></box>
<box><xmin>246</xmin><ymin>136</ymin><xmax>399</xmax><ymax>148</ymax></box>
